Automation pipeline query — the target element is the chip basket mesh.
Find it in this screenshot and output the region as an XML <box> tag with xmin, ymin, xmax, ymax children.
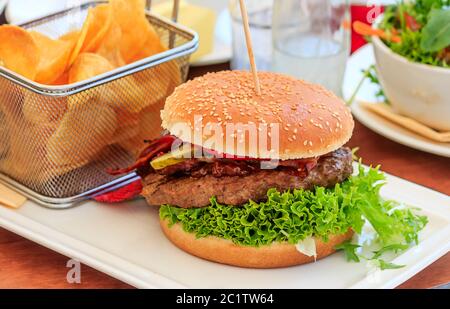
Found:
<box><xmin>0</xmin><ymin>1</ymin><xmax>197</xmax><ymax>206</ymax></box>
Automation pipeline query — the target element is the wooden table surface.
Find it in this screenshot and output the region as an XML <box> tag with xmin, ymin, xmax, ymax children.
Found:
<box><xmin>0</xmin><ymin>63</ymin><xmax>448</xmax><ymax>288</ymax></box>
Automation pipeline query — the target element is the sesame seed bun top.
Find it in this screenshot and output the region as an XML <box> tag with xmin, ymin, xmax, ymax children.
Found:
<box><xmin>161</xmin><ymin>70</ymin><xmax>354</xmax><ymax>160</ymax></box>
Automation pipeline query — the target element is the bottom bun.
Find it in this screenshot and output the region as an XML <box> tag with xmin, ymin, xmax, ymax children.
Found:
<box><xmin>160</xmin><ymin>218</ymin><xmax>354</xmax><ymax>268</ymax></box>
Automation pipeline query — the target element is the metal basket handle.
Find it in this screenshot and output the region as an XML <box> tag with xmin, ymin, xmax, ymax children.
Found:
<box><xmin>146</xmin><ymin>0</ymin><xmax>180</xmax><ymax>22</ymax></box>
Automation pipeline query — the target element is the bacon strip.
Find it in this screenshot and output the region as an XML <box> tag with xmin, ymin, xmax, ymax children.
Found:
<box><xmin>107</xmin><ymin>135</ymin><xmax>178</xmax><ymax>175</ymax></box>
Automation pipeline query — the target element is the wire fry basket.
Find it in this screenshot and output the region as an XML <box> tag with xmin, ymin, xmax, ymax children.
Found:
<box><xmin>0</xmin><ymin>0</ymin><xmax>198</xmax><ymax>208</ymax></box>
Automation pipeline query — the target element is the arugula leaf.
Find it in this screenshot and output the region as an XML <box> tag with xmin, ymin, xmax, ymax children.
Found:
<box><xmin>376</xmin><ymin>259</ymin><xmax>406</xmax><ymax>270</ymax></box>
<box><xmin>372</xmin><ymin>244</ymin><xmax>409</xmax><ymax>259</ymax></box>
<box><xmin>346</xmin><ymin>65</ymin><xmax>385</xmax><ymax>106</ymax></box>
<box><xmin>335</xmin><ymin>241</ymin><xmax>361</xmax><ymax>262</ymax></box>
<box><xmin>365</xmin><ymin>65</ymin><xmax>386</xmax><ymax>100</ymax></box>
<box><xmin>421</xmin><ymin>9</ymin><xmax>450</xmax><ymax>52</ymax></box>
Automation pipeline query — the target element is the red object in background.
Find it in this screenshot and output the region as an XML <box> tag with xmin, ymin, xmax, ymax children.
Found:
<box><xmin>95</xmin><ymin>4</ymin><xmax>385</xmax><ymax>204</ymax></box>
<box><xmin>351</xmin><ymin>5</ymin><xmax>385</xmax><ymax>53</ymax></box>
<box><xmin>404</xmin><ymin>12</ymin><xmax>421</xmax><ymax>31</ymax></box>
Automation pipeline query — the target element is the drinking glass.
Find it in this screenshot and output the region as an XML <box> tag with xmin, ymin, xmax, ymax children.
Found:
<box><xmin>271</xmin><ymin>0</ymin><xmax>350</xmax><ymax>96</ymax></box>
<box><xmin>229</xmin><ymin>0</ymin><xmax>273</xmax><ymax>71</ymax></box>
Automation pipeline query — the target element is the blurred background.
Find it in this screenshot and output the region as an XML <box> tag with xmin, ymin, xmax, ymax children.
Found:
<box><xmin>0</xmin><ymin>0</ymin><xmax>395</xmax><ymax>96</ymax></box>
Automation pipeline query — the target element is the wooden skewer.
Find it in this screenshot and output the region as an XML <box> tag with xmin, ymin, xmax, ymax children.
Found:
<box><xmin>145</xmin><ymin>0</ymin><xmax>152</xmax><ymax>11</ymax></box>
<box><xmin>169</xmin><ymin>0</ymin><xmax>180</xmax><ymax>48</ymax></box>
<box><xmin>171</xmin><ymin>0</ymin><xmax>180</xmax><ymax>22</ymax></box>
<box><xmin>238</xmin><ymin>0</ymin><xmax>261</xmax><ymax>95</ymax></box>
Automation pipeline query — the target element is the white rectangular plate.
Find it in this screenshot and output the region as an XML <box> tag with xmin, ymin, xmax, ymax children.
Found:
<box><xmin>0</xmin><ymin>166</ymin><xmax>449</xmax><ymax>288</ymax></box>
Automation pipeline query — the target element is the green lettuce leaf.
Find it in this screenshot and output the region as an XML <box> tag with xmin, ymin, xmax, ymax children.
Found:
<box><xmin>373</xmin><ymin>259</ymin><xmax>406</xmax><ymax>270</ymax></box>
<box><xmin>372</xmin><ymin>244</ymin><xmax>410</xmax><ymax>259</ymax></box>
<box><xmin>160</xmin><ymin>164</ymin><xmax>427</xmax><ymax>249</ymax></box>
<box><xmin>420</xmin><ymin>9</ymin><xmax>450</xmax><ymax>52</ymax></box>
<box><xmin>334</xmin><ymin>241</ymin><xmax>361</xmax><ymax>262</ymax></box>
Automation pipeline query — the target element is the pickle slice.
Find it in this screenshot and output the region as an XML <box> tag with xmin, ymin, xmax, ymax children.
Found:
<box><xmin>150</xmin><ymin>146</ymin><xmax>193</xmax><ymax>170</ymax></box>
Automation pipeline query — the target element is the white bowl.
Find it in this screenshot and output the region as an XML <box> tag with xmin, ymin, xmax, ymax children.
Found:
<box><xmin>372</xmin><ymin>35</ymin><xmax>450</xmax><ymax>131</ymax></box>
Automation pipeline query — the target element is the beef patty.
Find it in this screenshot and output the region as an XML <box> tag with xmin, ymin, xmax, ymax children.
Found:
<box><xmin>141</xmin><ymin>147</ymin><xmax>353</xmax><ymax>208</ymax></box>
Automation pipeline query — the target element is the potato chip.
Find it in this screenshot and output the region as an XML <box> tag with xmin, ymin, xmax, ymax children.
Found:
<box><xmin>23</xmin><ymin>92</ymin><xmax>67</xmax><ymax>125</ymax></box>
<box><xmin>51</xmin><ymin>70</ymin><xmax>70</xmax><ymax>85</ymax></box>
<box><xmin>81</xmin><ymin>4</ymin><xmax>113</xmax><ymax>53</ymax></box>
<box><xmin>69</xmin><ymin>53</ymin><xmax>114</xmax><ymax>83</ymax></box>
<box><xmin>105</xmin><ymin>76</ymin><xmax>147</xmax><ymax>113</ymax></box>
<box><xmin>105</xmin><ymin>60</ymin><xmax>180</xmax><ymax>114</ymax></box>
<box><xmin>66</xmin><ymin>9</ymin><xmax>93</xmax><ymax>66</ymax></box>
<box><xmin>60</xmin><ymin>30</ymin><xmax>80</xmax><ymax>42</ymax></box>
<box><xmin>128</xmin><ymin>25</ymin><xmax>167</xmax><ymax>63</ymax></box>
<box><xmin>0</xmin><ymin>79</ymin><xmax>24</xmax><ymax>122</ymax></box>
<box><xmin>118</xmin><ymin>98</ymin><xmax>166</xmax><ymax>157</ymax></box>
<box><xmin>30</xmin><ymin>31</ymin><xmax>73</xmax><ymax>84</ymax></box>
<box><xmin>46</xmin><ymin>102</ymin><xmax>117</xmax><ymax>169</ymax></box>
<box><xmin>0</xmin><ymin>25</ymin><xmax>40</xmax><ymax>80</ymax></box>
<box><xmin>110</xmin><ymin>0</ymin><xmax>163</xmax><ymax>63</ymax></box>
<box><xmin>96</xmin><ymin>20</ymin><xmax>126</xmax><ymax>67</ymax></box>
<box><xmin>1</xmin><ymin>120</ymin><xmax>51</xmax><ymax>184</ymax></box>
<box><xmin>0</xmin><ymin>107</ymin><xmax>10</xmax><ymax>159</ymax></box>
<box><xmin>135</xmin><ymin>60</ymin><xmax>181</xmax><ymax>102</ymax></box>
<box><xmin>110</xmin><ymin>114</ymin><xmax>140</xmax><ymax>145</ymax></box>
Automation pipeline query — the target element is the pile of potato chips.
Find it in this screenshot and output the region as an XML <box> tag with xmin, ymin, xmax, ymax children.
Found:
<box><xmin>0</xmin><ymin>0</ymin><xmax>169</xmax><ymax>84</ymax></box>
<box><xmin>0</xmin><ymin>0</ymin><xmax>182</xmax><ymax>190</ymax></box>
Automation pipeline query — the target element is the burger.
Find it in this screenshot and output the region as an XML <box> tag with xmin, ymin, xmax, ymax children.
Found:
<box><xmin>110</xmin><ymin>70</ymin><xmax>356</xmax><ymax>268</ymax></box>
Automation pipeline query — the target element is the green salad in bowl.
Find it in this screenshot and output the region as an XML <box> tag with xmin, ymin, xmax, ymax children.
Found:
<box><xmin>378</xmin><ymin>0</ymin><xmax>450</xmax><ymax>67</ymax></box>
<box><xmin>360</xmin><ymin>0</ymin><xmax>450</xmax><ymax>131</ymax></box>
